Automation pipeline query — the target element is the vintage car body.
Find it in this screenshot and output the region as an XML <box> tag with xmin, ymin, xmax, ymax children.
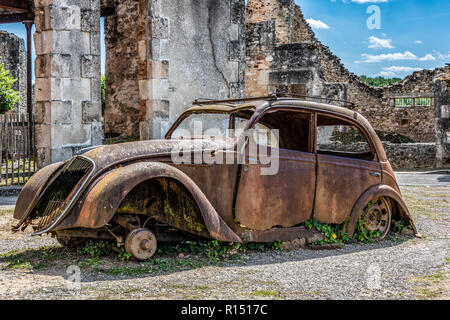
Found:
<box><xmin>13</xmin><ymin>96</ymin><xmax>418</xmax><ymax>260</ymax></box>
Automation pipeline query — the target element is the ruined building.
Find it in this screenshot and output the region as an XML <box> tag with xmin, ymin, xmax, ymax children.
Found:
<box><xmin>0</xmin><ymin>0</ymin><xmax>448</xmax><ymax>168</ymax></box>
<box><xmin>0</xmin><ymin>30</ymin><xmax>26</xmax><ymax>114</ymax></box>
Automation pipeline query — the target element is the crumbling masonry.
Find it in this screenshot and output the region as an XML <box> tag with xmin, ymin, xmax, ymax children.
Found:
<box><xmin>0</xmin><ymin>30</ymin><xmax>26</xmax><ymax>113</ymax></box>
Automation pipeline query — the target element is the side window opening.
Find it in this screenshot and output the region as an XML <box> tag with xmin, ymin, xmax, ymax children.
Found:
<box><xmin>254</xmin><ymin>110</ymin><xmax>312</xmax><ymax>152</ymax></box>
<box><xmin>316</xmin><ymin>115</ymin><xmax>375</xmax><ymax>161</ymax></box>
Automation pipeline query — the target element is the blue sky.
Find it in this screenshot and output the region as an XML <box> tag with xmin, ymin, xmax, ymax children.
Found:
<box><xmin>1</xmin><ymin>0</ymin><xmax>449</xmax><ymax>79</ymax></box>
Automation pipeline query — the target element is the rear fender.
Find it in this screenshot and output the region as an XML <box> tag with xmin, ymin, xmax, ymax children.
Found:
<box><xmin>55</xmin><ymin>162</ymin><xmax>242</xmax><ymax>243</ymax></box>
<box><xmin>344</xmin><ymin>184</ymin><xmax>419</xmax><ymax>237</ymax></box>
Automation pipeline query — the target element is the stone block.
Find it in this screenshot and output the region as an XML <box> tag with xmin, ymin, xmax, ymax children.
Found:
<box><xmin>51</xmin><ymin>147</ymin><xmax>75</xmax><ymax>163</ymax></box>
<box><xmin>50</xmin><ymin>54</ymin><xmax>73</xmax><ymax>77</ymax></box>
<box><xmin>34</xmin><ymin>78</ymin><xmax>52</xmax><ymax>102</ymax></box>
<box><xmin>34</xmin><ymin>124</ymin><xmax>52</xmax><ymax>149</ymax></box>
<box><xmin>61</xmin><ymin>78</ymin><xmax>91</xmax><ymax>101</ymax></box>
<box><xmin>151</xmin><ymin>60</ymin><xmax>169</xmax><ymax>79</ymax></box>
<box><xmin>81</xmin><ymin>8</ymin><xmax>100</xmax><ymax>32</ymax></box>
<box><xmin>81</xmin><ymin>55</ymin><xmax>100</xmax><ymax>78</ymax></box>
<box><xmin>33</xmin><ymin>30</ymin><xmax>53</xmax><ymax>55</ymax></box>
<box><xmin>33</xmin><ymin>101</ymin><xmax>51</xmax><ymax>125</ymax></box>
<box><xmin>35</xmin><ymin>55</ymin><xmax>50</xmax><ymax>78</ymax></box>
<box><xmin>90</xmin><ymin>31</ymin><xmax>100</xmax><ymax>55</ymax></box>
<box><xmin>49</xmin><ymin>5</ymin><xmax>81</xmax><ymax>31</ymax></box>
<box><xmin>91</xmin><ymin>121</ymin><xmax>104</xmax><ymax>146</ymax></box>
<box><xmin>82</xmin><ymin>101</ymin><xmax>101</xmax><ymax>123</ymax></box>
<box><xmin>52</xmin><ymin>124</ymin><xmax>91</xmax><ymax>148</ymax></box>
<box><xmin>152</xmin><ymin>17</ymin><xmax>169</xmax><ymax>39</ymax></box>
<box><xmin>90</xmin><ymin>77</ymin><xmax>101</xmax><ymax>102</ymax></box>
<box><xmin>139</xmin><ymin>80</ymin><xmax>149</xmax><ymax>100</ymax></box>
<box><xmin>52</xmin><ymin>100</ymin><xmax>73</xmax><ymax>124</ymax></box>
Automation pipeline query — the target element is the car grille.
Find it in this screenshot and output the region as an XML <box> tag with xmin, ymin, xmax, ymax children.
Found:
<box><xmin>31</xmin><ymin>156</ymin><xmax>94</xmax><ymax>234</ymax></box>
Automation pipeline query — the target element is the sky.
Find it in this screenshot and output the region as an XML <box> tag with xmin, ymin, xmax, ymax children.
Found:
<box><xmin>298</xmin><ymin>0</ymin><xmax>450</xmax><ymax>78</ymax></box>
<box><xmin>1</xmin><ymin>0</ymin><xmax>449</xmax><ymax>80</ymax></box>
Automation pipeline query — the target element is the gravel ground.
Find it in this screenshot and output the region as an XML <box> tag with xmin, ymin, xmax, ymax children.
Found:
<box><xmin>0</xmin><ymin>172</ymin><xmax>448</xmax><ymax>300</ymax></box>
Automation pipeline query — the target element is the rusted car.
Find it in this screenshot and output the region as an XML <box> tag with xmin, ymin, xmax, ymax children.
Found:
<box><xmin>13</xmin><ymin>96</ymin><xmax>418</xmax><ymax>260</ymax></box>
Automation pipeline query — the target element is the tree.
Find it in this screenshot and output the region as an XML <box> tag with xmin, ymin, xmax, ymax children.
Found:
<box><xmin>101</xmin><ymin>74</ymin><xmax>105</xmax><ymax>116</ymax></box>
<box><xmin>0</xmin><ymin>63</ymin><xmax>21</xmax><ymax>114</ymax></box>
<box><xmin>360</xmin><ymin>75</ymin><xmax>402</xmax><ymax>87</ymax></box>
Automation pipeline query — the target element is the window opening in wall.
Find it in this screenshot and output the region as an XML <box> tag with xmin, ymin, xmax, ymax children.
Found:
<box><xmin>414</xmin><ymin>97</ymin><xmax>432</xmax><ymax>107</ymax></box>
<box><xmin>394</xmin><ymin>97</ymin><xmax>413</xmax><ymax>107</ymax></box>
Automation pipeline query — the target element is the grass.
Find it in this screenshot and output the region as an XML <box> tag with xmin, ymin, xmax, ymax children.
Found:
<box><xmin>0</xmin><ymin>245</ymin><xmax>63</xmax><ymax>270</ymax></box>
<box><xmin>251</xmin><ymin>290</ymin><xmax>278</xmax><ymax>297</ymax></box>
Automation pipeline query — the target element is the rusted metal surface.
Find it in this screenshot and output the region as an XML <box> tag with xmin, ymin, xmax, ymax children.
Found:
<box><xmin>54</xmin><ymin>162</ymin><xmax>242</xmax><ymax>243</ymax></box>
<box><xmin>236</xmin><ymin>148</ymin><xmax>316</xmax><ymax>230</ymax></box>
<box><xmin>13</xmin><ymin>161</ymin><xmax>64</xmax><ymax>221</ymax></box>
<box><xmin>313</xmin><ymin>154</ymin><xmax>382</xmax><ymax>224</ymax></box>
<box><xmin>13</xmin><ymin>97</ymin><xmax>417</xmax><ymax>246</ymax></box>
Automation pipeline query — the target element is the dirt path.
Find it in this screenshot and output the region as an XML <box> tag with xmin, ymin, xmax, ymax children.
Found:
<box><xmin>0</xmin><ymin>173</ymin><xmax>448</xmax><ymax>300</ymax></box>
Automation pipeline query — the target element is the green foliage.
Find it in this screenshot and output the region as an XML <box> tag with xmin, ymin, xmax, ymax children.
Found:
<box><xmin>77</xmin><ymin>240</ymin><xmax>112</xmax><ymax>258</ymax></box>
<box><xmin>304</xmin><ymin>218</ymin><xmax>348</xmax><ymax>245</ymax></box>
<box><xmin>360</xmin><ymin>75</ymin><xmax>402</xmax><ymax>87</ymax></box>
<box><xmin>0</xmin><ymin>63</ymin><xmax>21</xmax><ymax>114</ymax></box>
<box><xmin>101</xmin><ymin>74</ymin><xmax>105</xmax><ymax>116</ymax></box>
<box><xmin>118</xmin><ymin>247</ymin><xmax>132</xmax><ymax>262</ymax></box>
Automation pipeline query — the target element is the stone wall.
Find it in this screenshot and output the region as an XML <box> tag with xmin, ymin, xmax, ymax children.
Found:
<box><xmin>33</xmin><ymin>0</ymin><xmax>103</xmax><ymax>167</ymax></box>
<box><xmin>103</xmin><ymin>0</ymin><xmax>141</xmax><ymax>138</ymax></box>
<box><xmin>383</xmin><ymin>143</ymin><xmax>437</xmax><ymax>169</ymax></box>
<box><xmin>103</xmin><ymin>0</ymin><xmax>245</xmax><ymax>140</ymax></box>
<box><xmin>434</xmin><ymin>66</ymin><xmax>450</xmax><ymax>167</ymax></box>
<box><xmin>0</xmin><ymin>30</ymin><xmax>27</xmax><ymax>114</ymax></box>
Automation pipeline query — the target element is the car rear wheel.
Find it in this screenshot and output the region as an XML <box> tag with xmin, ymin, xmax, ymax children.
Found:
<box><xmin>359</xmin><ymin>197</ymin><xmax>392</xmax><ymax>240</ymax></box>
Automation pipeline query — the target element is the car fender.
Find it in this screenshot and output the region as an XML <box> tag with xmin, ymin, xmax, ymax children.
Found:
<box><xmin>13</xmin><ymin>161</ymin><xmax>65</xmax><ymax>223</ymax></box>
<box><xmin>344</xmin><ymin>184</ymin><xmax>419</xmax><ymax>237</ymax></box>
<box><xmin>55</xmin><ymin>161</ymin><xmax>242</xmax><ymax>243</ymax></box>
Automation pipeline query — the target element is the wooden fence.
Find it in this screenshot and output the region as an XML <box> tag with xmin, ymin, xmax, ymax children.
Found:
<box><xmin>0</xmin><ymin>113</ymin><xmax>36</xmax><ymax>186</ymax></box>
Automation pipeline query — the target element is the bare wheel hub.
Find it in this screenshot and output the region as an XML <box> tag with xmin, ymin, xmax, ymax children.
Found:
<box><xmin>360</xmin><ymin>197</ymin><xmax>392</xmax><ymax>240</ymax></box>
<box><xmin>125</xmin><ymin>228</ymin><xmax>157</xmax><ymax>261</ymax></box>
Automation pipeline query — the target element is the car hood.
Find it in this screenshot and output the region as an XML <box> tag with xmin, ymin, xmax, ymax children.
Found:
<box><xmin>81</xmin><ymin>138</ymin><xmax>235</xmax><ymax>171</ymax></box>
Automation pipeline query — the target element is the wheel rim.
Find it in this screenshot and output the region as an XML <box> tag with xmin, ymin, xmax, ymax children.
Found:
<box><xmin>125</xmin><ymin>228</ymin><xmax>157</xmax><ymax>260</ymax></box>
<box><xmin>360</xmin><ymin>197</ymin><xmax>391</xmax><ymax>240</ymax></box>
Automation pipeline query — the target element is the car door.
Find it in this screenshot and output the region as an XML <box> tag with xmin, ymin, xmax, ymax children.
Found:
<box><xmin>313</xmin><ymin>113</ymin><xmax>382</xmax><ymax>224</ymax></box>
<box><xmin>235</xmin><ymin>109</ymin><xmax>316</xmax><ymax>231</ymax></box>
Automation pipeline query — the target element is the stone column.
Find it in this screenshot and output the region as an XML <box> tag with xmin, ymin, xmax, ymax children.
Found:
<box><xmin>435</xmin><ymin>66</ymin><xmax>450</xmax><ymax>168</ymax></box>
<box><xmin>33</xmin><ymin>0</ymin><xmax>103</xmax><ymax>167</ymax></box>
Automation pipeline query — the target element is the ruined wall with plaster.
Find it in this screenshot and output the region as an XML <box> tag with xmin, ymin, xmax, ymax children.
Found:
<box><xmin>245</xmin><ymin>0</ymin><xmax>440</xmax><ymax>144</ymax></box>
<box><xmin>0</xmin><ymin>30</ymin><xmax>27</xmax><ymax>114</ymax></box>
<box><xmin>104</xmin><ymin>0</ymin><xmax>245</xmax><ymax>139</ymax></box>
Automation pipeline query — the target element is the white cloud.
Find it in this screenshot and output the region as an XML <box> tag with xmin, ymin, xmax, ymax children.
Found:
<box><xmin>379</xmin><ymin>71</ymin><xmax>396</xmax><ymax>77</ymax></box>
<box><xmin>356</xmin><ymin>51</ymin><xmax>436</xmax><ymax>63</ymax></box>
<box><xmin>435</xmin><ymin>51</ymin><xmax>450</xmax><ymax>59</ymax></box>
<box><xmin>383</xmin><ymin>66</ymin><xmax>422</xmax><ymax>72</ymax></box>
<box><xmin>418</xmin><ymin>54</ymin><xmax>435</xmax><ymax>61</ymax></box>
<box><xmin>368</xmin><ymin>36</ymin><xmax>394</xmax><ymax>49</ymax></box>
<box><xmin>378</xmin><ymin>66</ymin><xmax>422</xmax><ymax>77</ymax></box>
<box><xmin>306</xmin><ymin>18</ymin><xmax>330</xmax><ymax>29</ymax></box>
<box><xmin>415</xmin><ymin>40</ymin><xmax>423</xmax><ymax>45</ymax></box>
